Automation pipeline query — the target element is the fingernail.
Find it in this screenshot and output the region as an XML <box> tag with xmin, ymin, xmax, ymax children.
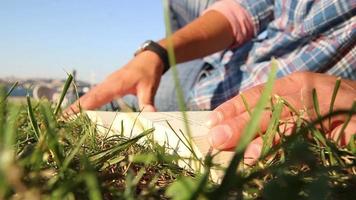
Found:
<box><xmin>208</xmin><ymin>125</ymin><xmax>232</xmax><ymax>149</ymax></box>
<box><xmin>205</xmin><ymin>111</ymin><xmax>222</xmax><ymax>128</ymax></box>
<box><xmin>141</xmin><ymin>105</ymin><xmax>156</xmax><ymax>112</ymax></box>
<box><xmin>244</xmin><ymin>143</ymin><xmax>261</xmax><ymax>164</ymax></box>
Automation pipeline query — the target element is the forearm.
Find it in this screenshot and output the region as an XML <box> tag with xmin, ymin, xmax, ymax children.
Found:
<box><xmin>158</xmin><ymin>10</ymin><xmax>235</xmax><ymax>63</ymax></box>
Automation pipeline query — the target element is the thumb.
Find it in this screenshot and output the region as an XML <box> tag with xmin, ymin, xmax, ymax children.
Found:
<box><xmin>329</xmin><ymin>118</ymin><xmax>356</xmax><ymax>146</ymax></box>
<box><xmin>137</xmin><ymin>83</ymin><xmax>157</xmax><ymax>112</ymax></box>
<box><xmin>243</xmin><ymin>137</ymin><xmax>263</xmax><ymax>166</ymax></box>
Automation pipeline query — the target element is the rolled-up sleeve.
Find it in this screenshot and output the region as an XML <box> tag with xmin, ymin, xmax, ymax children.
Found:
<box><xmin>236</xmin><ymin>0</ymin><xmax>274</xmax><ymax>36</ymax></box>
<box><xmin>203</xmin><ymin>0</ymin><xmax>255</xmax><ymax>47</ymax></box>
<box><xmin>203</xmin><ymin>0</ymin><xmax>274</xmax><ymax>47</ymax></box>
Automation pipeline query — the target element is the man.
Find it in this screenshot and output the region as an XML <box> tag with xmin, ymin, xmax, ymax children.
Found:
<box><xmin>66</xmin><ymin>0</ymin><xmax>355</xmax><ymax>160</ymax></box>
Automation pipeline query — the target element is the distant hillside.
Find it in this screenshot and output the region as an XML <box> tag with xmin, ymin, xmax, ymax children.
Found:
<box><xmin>0</xmin><ymin>77</ymin><xmax>90</xmax><ymax>97</ymax></box>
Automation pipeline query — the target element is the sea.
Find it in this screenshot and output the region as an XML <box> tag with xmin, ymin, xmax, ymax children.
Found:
<box><xmin>8</xmin><ymin>87</ymin><xmax>32</xmax><ymax>97</ymax></box>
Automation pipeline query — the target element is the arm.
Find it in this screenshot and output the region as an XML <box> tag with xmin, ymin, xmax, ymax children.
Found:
<box><xmin>158</xmin><ymin>10</ymin><xmax>235</xmax><ymax>63</ymax></box>
<box><xmin>164</xmin><ymin>0</ymin><xmax>276</xmax><ymax>62</ymax></box>
<box><xmin>159</xmin><ymin>0</ymin><xmax>256</xmax><ymax>62</ymax></box>
<box><xmin>65</xmin><ymin>1</ymin><xmax>255</xmax><ymax>114</ymax></box>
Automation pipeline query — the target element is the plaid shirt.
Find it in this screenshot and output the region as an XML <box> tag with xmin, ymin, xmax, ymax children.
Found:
<box><xmin>188</xmin><ymin>0</ymin><xmax>356</xmax><ymax>110</ymax></box>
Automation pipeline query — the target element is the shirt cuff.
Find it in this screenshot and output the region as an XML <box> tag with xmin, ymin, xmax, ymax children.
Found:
<box><xmin>203</xmin><ymin>0</ymin><xmax>255</xmax><ymax>48</ymax></box>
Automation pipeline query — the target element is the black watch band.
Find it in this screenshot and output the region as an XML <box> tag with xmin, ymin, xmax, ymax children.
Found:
<box><xmin>134</xmin><ymin>40</ymin><xmax>170</xmax><ymax>74</ymax></box>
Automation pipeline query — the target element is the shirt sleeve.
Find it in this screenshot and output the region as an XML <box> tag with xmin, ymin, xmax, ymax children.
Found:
<box><xmin>204</xmin><ymin>0</ymin><xmax>274</xmax><ymax>42</ymax></box>
<box><xmin>236</xmin><ymin>0</ymin><xmax>274</xmax><ymax>35</ymax></box>
<box><xmin>203</xmin><ymin>0</ymin><xmax>255</xmax><ymax>48</ymax></box>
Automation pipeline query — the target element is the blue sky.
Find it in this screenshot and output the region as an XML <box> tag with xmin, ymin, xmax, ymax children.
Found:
<box><xmin>0</xmin><ymin>0</ymin><xmax>165</xmax><ymax>83</ymax></box>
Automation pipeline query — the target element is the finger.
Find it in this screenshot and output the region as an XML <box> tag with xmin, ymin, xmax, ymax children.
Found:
<box><xmin>328</xmin><ymin>117</ymin><xmax>356</xmax><ymax>146</ymax></box>
<box><xmin>65</xmin><ymin>83</ymin><xmax>115</xmax><ymax>113</ymax></box>
<box><xmin>243</xmin><ymin>136</ymin><xmax>263</xmax><ymax>166</ymax></box>
<box><xmin>208</xmin><ymin>108</ymin><xmax>292</xmax><ymax>150</ymax></box>
<box><xmin>242</xmin><ymin>118</ymin><xmax>356</xmax><ymax>166</ymax></box>
<box><xmin>62</xmin><ymin>105</ymin><xmax>80</xmax><ymax>119</ymax></box>
<box><xmin>206</xmin><ymin>73</ymin><xmax>304</xmax><ymax>128</ymax></box>
<box><xmin>64</xmin><ymin>73</ymin><xmax>129</xmax><ymax>115</ymax></box>
<box><xmin>136</xmin><ymin>82</ymin><xmax>157</xmax><ymax>112</ymax></box>
<box><xmin>205</xmin><ymin>85</ymin><xmax>264</xmax><ymax>128</ymax></box>
<box><xmin>243</xmin><ymin>120</ymin><xmax>297</xmax><ymax>166</ymax></box>
<box><xmin>141</xmin><ymin>104</ymin><xmax>156</xmax><ymax>112</ymax></box>
<box><xmin>303</xmin><ymin>102</ymin><xmax>356</xmax><ymax>134</ymax></box>
<box><xmin>278</xmin><ymin>117</ymin><xmax>297</xmax><ymax>137</ymax></box>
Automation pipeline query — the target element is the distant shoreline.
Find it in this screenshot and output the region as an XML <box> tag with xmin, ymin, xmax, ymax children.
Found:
<box><xmin>8</xmin><ymin>87</ymin><xmax>32</xmax><ymax>97</ymax></box>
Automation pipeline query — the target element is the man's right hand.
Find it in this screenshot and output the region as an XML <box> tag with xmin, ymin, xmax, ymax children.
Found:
<box><xmin>64</xmin><ymin>9</ymin><xmax>242</xmax><ymax>116</ymax></box>
<box><xmin>64</xmin><ymin>50</ymin><xmax>164</xmax><ymax>115</ymax></box>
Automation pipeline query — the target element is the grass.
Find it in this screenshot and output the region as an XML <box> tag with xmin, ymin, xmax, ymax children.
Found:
<box><xmin>1</xmin><ymin>68</ymin><xmax>355</xmax><ymax>199</ymax></box>
<box><xmin>1</xmin><ymin>87</ymin><xmax>192</xmax><ymax>199</ymax></box>
<box><xmin>1</xmin><ymin>1</ymin><xmax>355</xmax><ymax>199</ymax></box>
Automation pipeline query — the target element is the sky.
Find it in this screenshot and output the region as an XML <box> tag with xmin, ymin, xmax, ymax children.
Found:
<box><xmin>0</xmin><ymin>0</ymin><xmax>165</xmax><ymax>83</ymax></box>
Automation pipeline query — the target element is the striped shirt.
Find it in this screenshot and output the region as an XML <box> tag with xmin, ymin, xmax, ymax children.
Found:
<box><xmin>188</xmin><ymin>0</ymin><xmax>356</xmax><ymax>110</ymax></box>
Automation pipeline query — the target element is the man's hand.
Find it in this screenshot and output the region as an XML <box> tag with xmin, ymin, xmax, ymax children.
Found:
<box><xmin>205</xmin><ymin>72</ymin><xmax>356</xmax><ymax>163</ymax></box>
<box><xmin>64</xmin><ymin>51</ymin><xmax>164</xmax><ymax>115</ymax></box>
<box><xmin>63</xmin><ymin>10</ymin><xmax>237</xmax><ymax>116</ymax></box>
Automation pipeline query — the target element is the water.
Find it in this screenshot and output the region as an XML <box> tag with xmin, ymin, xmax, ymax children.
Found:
<box><xmin>8</xmin><ymin>87</ymin><xmax>32</xmax><ymax>97</ymax></box>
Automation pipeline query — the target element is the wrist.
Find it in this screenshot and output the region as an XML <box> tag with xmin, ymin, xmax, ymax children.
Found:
<box><xmin>137</xmin><ymin>50</ymin><xmax>165</xmax><ymax>74</ymax></box>
<box><xmin>134</xmin><ymin>40</ymin><xmax>170</xmax><ymax>74</ymax></box>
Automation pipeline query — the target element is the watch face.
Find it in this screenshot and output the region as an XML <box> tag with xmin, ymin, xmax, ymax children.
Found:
<box><xmin>134</xmin><ymin>40</ymin><xmax>153</xmax><ymax>56</ymax></box>
<box><xmin>142</xmin><ymin>40</ymin><xmax>153</xmax><ymax>49</ymax></box>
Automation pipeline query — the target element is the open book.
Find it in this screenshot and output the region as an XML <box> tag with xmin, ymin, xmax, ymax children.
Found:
<box><xmin>87</xmin><ymin>111</ymin><xmax>234</xmax><ymax>181</ymax></box>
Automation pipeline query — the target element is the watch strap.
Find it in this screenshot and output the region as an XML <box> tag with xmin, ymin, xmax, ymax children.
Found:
<box><xmin>137</xmin><ymin>40</ymin><xmax>170</xmax><ymax>74</ymax></box>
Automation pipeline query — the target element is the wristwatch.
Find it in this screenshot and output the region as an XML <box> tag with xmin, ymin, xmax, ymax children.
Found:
<box><xmin>134</xmin><ymin>40</ymin><xmax>170</xmax><ymax>74</ymax></box>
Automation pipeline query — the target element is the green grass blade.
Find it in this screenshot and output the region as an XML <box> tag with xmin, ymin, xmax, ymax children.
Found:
<box><xmin>280</xmin><ymin>96</ymin><xmax>299</xmax><ymax>114</ymax></box>
<box><xmin>89</xmin><ymin>128</ymin><xmax>154</xmax><ymax>166</ymax></box>
<box><xmin>26</xmin><ymin>95</ymin><xmax>40</xmax><ymax>140</ymax></box>
<box><xmin>261</xmin><ymin>96</ymin><xmax>284</xmax><ymax>158</ymax></box>
<box><xmin>236</xmin><ymin>59</ymin><xmax>277</xmax><ymax>153</ymax></box>
<box><xmin>0</xmin><ymin>86</ymin><xmax>7</xmax><ymax>143</ymax></box>
<box><xmin>4</xmin><ymin>105</ymin><xmax>20</xmax><ymax>150</ymax></box>
<box><xmin>103</xmin><ymin>111</ymin><xmax>119</xmax><ymax>139</ymax></box>
<box><xmin>129</xmin><ymin>110</ymin><xmax>143</xmax><ymax>138</ymax></box>
<box><xmin>120</xmin><ymin>120</ymin><xmax>124</xmax><ymax>137</ymax></box>
<box><xmin>0</xmin><ymin>81</ymin><xmax>18</xmax><ymax>104</ymax></box>
<box><xmin>162</xmin><ymin>0</ymin><xmax>193</xmax><ymax>150</ymax></box>
<box><xmin>348</xmin><ymin>134</ymin><xmax>355</xmax><ymax>154</ymax></box>
<box><xmin>83</xmin><ymin>172</ymin><xmax>103</xmax><ymax>200</ymax></box>
<box><xmin>100</xmin><ymin>156</ymin><xmax>125</xmax><ymax>170</ymax></box>
<box><xmin>312</xmin><ymin>88</ymin><xmax>326</xmax><ymax>132</ymax></box>
<box><xmin>241</xmin><ymin>94</ymin><xmax>252</xmax><ymax>116</ymax></box>
<box><xmin>162</xmin><ymin>0</ymin><xmax>185</xmax><ymax>112</ymax></box>
<box><xmin>165</xmin><ymin>121</ymin><xmax>202</xmax><ymax>171</ymax></box>
<box><xmin>336</xmin><ymin>101</ymin><xmax>356</xmax><ymax>143</ymax></box>
<box><xmin>54</xmin><ymin>74</ymin><xmax>73</xmax><ymax>116</ymax></box>
<box><xmin>190</xmin><ymin>151</ymin><xmax>213</xmax><ymax>199</ymax></box>
<box><xmin>62</xmin><ymin>130</ymin><xmax>89</xmax><ymax>171</ymax></box>
<box><xmin>40</xmin><ymin>103</ymin><xmax>64</xmax><ymax>166</ymax></box>
<box><xmin>80</xmin><ymin>157</ymin><xmax>103</xmax><ymax>200</ymax></box>
<box><xmin>310</xmin><ymin>127</ymin><xmax>338</xmax><ymax>165</ymax></box>
<box><xmin>328</xmin><ymin>77</ymin><xmax>341</xmax><ymax>127</ymax></box>
<box><xmin>123</xmin><ymin>171</ymin><xmax>136</xmax><ymax>200</ymax></box>
<box><xmin>166</xmin><ymin>121</ymin><xmax>198</xmax><ymax>161</ymax></box>
<box><xmin>214</xmin><ymin>58</ymin><xmax>278</xmax><ymax>197</ymax></box>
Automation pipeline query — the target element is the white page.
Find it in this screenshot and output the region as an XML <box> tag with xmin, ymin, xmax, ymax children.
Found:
<box><xmin>87</xmin><ymin>111</ymin><xmax>234</xmax><ymax>181</ymax></box>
